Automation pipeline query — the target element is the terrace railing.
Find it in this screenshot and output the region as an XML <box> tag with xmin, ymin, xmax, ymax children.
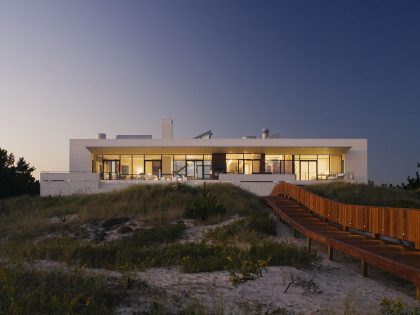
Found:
<box><xmin>271</xmin><ymin>182</ymin><xmax>420</xmax><ymax>250</ymax></box>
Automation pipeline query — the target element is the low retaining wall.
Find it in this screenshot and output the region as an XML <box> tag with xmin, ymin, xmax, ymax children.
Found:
<box><xmin>41</xmin><ymin>173</ymin><xmax>298</xmax><ymax>196</ymax></box>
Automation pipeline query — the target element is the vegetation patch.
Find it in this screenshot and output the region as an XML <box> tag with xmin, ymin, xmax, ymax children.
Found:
<box><xmin>380</xmin><ymin>298</ymin><xmax>420</xmax><ymax>315</ymax></box>
<box><xmin>225</xmin><ymin>247</ymin><xmax>270</xmax><ymax>284</ymax></box>
<box><xmin>248</xmin><ymin>212</ymin><xmax>277</xmax><ymax>236</ymax></box>
<box><xmin>306</xmin><ymin>182</ymin><xmax>420</xmax><ymax>209</ymax></box>
<box><xmin>0</xmin><ymin>266</ymin><xmax>123</xmax><ymax>315</ymax></box>
<box><xmin>183</xmin><ymin>184</ymin><xmax>226</xmax><ymax>221</ymax></box>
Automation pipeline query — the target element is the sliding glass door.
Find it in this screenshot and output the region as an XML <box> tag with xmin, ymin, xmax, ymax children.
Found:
<box><xmin>186</xmin><ymin>160</ymin><xmax>204</xmax><ymax>179</ymax></box>
<box><xmin>298</xmin><ymin>161</ymin><xmax>317</xmax><ymax>181</ymax></box>
<box><xmin>145</xmin><ymin>160</ymin><xmax>161</xmax><ymax>177</ymax></box>
<box><xmin>103</xmin><ymin>160</ymin><xmax>120</xmax><ymax>180</ymax></box>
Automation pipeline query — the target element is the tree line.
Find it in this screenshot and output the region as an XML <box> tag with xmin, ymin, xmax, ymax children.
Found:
<box><xmin>0</xmin><ymin>147</ymin><xmax>39</xmax><ymax>199</ymax></box>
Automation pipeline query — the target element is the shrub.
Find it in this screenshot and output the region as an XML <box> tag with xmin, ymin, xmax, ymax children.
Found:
<box><xmin>379</xmin><ymin>298</ymin><xmax>420</xmax><ymax>315</ymax></box>
<box><xmin>250</xmin><ymin>241</ymin><xmax>322</xmax><ymax>269</ymax></box>
<box><xmin>184</xmin><ymin>185</ymin><xmax>226</xmax><ymax>221</ymax></box>
<box><xmin>225</xmin><ymin>248</ymin><xmax>270</xmax><ymax>284</ymax></box>
<box><xmin>248</xmin><ymin>212</ymin><xmax>277</xmax><ymax>236</ymax></box>
<box><xmin>380</xmin><ymin>298</ymin><xmax>404</xmax><ymax>315</ymax></box>
<box><xmin>170</xmin><ymin>243</ymin><xmax>227</xmax><ymax>273</ymax></box>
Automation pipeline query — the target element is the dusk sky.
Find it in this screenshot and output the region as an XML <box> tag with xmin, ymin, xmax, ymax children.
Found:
<box><xmin>0</xmin><ymin>0</ymin><xmax>419</xmax><ymax>184</ymax></box>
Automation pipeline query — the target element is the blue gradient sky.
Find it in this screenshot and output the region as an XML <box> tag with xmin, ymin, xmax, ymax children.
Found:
<box><xmin>0</xmin><ymin>1</ymin><xmax>419</xmax><ymax>184</ymax></box>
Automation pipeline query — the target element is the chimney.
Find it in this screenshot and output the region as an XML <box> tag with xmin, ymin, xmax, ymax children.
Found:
<box><xmin>261</xmin><ymin>128</ymin><xmax>269</xmax><ymax>139</ymax></box>
<box><xmin>97</xmin><ymin>133</ymin><xmax>106</xmax><ymax>139</ymax></box>
<box><xmin>162</xmin><ymin>119</ymin><xmax>173</xmax><ymax>139</ymax></box>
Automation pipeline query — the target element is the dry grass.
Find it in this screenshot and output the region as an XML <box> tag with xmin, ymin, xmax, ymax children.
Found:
<box><xmin>0</xmin><ymin>183</ymin><xmax>268</xmax><ymax>240</ymax></box>
<box><xmin>306</xmin><ymin>182</ymin><xmax>420</xmax><ymax>209</ymax></box>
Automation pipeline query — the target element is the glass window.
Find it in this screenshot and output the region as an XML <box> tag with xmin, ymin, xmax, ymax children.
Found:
<box><xmin>186</xmin><ymin>154</ymin><xmax>203</xmax><ymax>160</ymax></box>
<box><xmin>265</xmin><ymin>155</ymin><xmax>284</xmax><ymax>161</ymax></box>
<box><xmin>244</xmin><ymin>160</ymin><xmax>252</xmax><ymax>174</ymax></box>
<box><xmin>244</xmin><ymin>154</ymin><xmax>261</xmax><ymax>159</ymax></box>
<box><xmin>317</xmin><ymin>155</ymin><xmax>329</xmax><ymax>176</ymax></box>
<box><xmin>226</xmin><ymin>154</ymin><xmax>243</xmax><ymax>159</ymax></box>
<box><xmin>330</xmin><ymin>155</ymin><xmax>342</xmax><ymax>174</ymax></box>
<box><xmin>103</xmin><ymin>155</ymin><xmax>120</xmax><ymax>160</ymax></box>
<box><xmin>204</xmin><ymin>155</ymin><xmax>212</xmax><ymax>161</ymax></box>
<box><xmin>94</xmin><ymin>155</ymin><xmax>103</xmax><ymax>174</ymax></box>
<box><xmin>252</xmin><ymin>160</ymin><xmax>260</xmax><ymax>173</ymax></box>
<box><xmin>121</xmin><ymin>155</ymin><xmax>132</xmax><ymax>175</ymax></box>
<box><xmin>284</xmin><ymin>161</ymin><xmax>293</xmax><ymax>174</ymax></box>
<box><xmin>145</xmin><ymin>155</ymin><xmax>161</xmax><ymax>160</ymax></box>
<box><xmin>294</xmin><ymin>161</ymin><xmax>300</xmax><ymax>180</ymax></box>
<box><xmin>174</xmin><ymin>155</ymin><xmax>186</xmax><ymax>160</ymax></box>
<box><xmin>226</xmin><ymin>160</ymin><xmax>238</xmax><ymax>173</ymax></box>
<box><xmin>174</xmin><ymin>160</ymin><xmax>186</xmax><ymax>175</ymax></box>
<box><xmin>133</xmin><ymin>155</ymin><xmax>144</xmax><ymax>174</ymax></box>
<box><xmin>238</xmin><ymin>160</ymin><xmax>244</xmax><ymax>174</ymax></box>
<box><xmin>265</xmin><ymin>161</ymin><xmax>272</xmax><ymax>173</ymax></box>
<box><xmin>162</xmin><ymin>155</ymin><xmax>172</xmax><ymax>175</ymax></box>
<box><xmin>300</xmin><ymin>155</ymin><xmax>317</xmax><ymax>160</ymax></box>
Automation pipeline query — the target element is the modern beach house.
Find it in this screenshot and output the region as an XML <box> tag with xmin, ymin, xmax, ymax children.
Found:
<box><xmin>40</xmin><ymin>119</ymin><xmax>367</xmax><ymax>196</ymax></box>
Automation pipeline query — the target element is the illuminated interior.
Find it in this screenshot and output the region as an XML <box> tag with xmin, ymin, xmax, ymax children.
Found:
<box><xmin>92</xmin><ymin>152</ymin><xmax>344</xmax><ymax>181</ymax></box>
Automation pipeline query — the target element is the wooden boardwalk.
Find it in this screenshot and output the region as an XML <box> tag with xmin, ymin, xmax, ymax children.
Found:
<box><xmin>266</xmin><ymin>195</ymin><xmax>420</xmax><ymax>299</ymax></box>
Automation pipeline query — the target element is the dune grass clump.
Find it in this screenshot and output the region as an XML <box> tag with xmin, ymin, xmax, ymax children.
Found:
<box><xmin>248</xmin><ymin>212</ymin><xmax>277</xmax><ymax>236</ymax></box>
<box><xmin>380</xmin><ymin>298</ymin><xmax>420</xmax><ymax>315</ymax></box>
<box><xmin>306</xmin><ymin>182</ymin><xmax>420</xmax><ymax>209</ymax></box>
<box><xmin>0</xmin><ymin>224</ymin><xmax>186</xmax><ymax>268</ymax></box>
<box><xmin>0</xmin><ymin>267</ymin><xmax>123</xmax><ymax>315</ymax></box>
<box><xmin>183</xmin><ymin>184</ymin><xmax>226</xmax><ymax>221</ymax></box>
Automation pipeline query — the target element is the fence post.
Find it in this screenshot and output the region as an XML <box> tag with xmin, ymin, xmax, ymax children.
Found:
<box><xmin>328</xmin><ymin>246</ymin><xmax>333</xmax><ymax>260</ymax></box>
<box><xmin>361</xmin><ymin>259</ymin><xmax>368</xmax><ymax>277</ymax></box>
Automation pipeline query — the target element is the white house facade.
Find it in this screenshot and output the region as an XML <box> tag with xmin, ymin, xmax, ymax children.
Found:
<box><xmin>40</xmin><ymin>119</ymin><xmax>368</xmax><ymax>196</ymax></box>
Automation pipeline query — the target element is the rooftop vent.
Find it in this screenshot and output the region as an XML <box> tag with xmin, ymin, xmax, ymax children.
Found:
<box><xmin>97</xmin><ymin>133</ymin><xmax>106</xmax><ymax>139</ymax></box>
<box><xmin>116</xmin><ymin>135</ymin><xmax>152</xmax><ymax>139</ymax></box>
<box><xmin>262</xmin><ymin>128</ymin><xmax>269</xmax><ymax>139</ymax></box>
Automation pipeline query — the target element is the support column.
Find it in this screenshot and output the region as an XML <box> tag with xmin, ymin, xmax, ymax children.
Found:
<box><xmin>306</xmin><ymin>237</ymin><xmax>312</xmax><ymax>251</ymax></box>
<box><xmin>361</xmin><ymin>259</ymin><xmax>368</xmax><ymax>277</ymax></box>
<box><xmin>328</xmin><ymin>246</ymin><xmax>333</xmax><ymax>260</ymax></box>
<box><xmin>292</xmin><ymin>228</ymin><xmax>298</xmax><ymax>237</ymax></box>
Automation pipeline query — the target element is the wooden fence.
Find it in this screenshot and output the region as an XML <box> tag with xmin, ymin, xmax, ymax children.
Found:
<box><xmin>271</xmin><ymin>182</ymin><xmax>420</xmax><ymax>250</ymax></box>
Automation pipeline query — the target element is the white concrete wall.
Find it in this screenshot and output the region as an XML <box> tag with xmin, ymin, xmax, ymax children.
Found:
<box><xmin>219</xmin><ymin>174</ymin><xmax>296</xmax><ymax>196</ymax></box>
<box><xmin>40</xmin><ymin>172</ymin><xmax>100</xmax><ymax>196</ymax></box>
<box><xmin>70</xmin><ymin>139</ymin><xmax>93</xmax><ymax>172</ymax></box>
<box><xmin>343</xmin><ymin>139</ymin><xmax>368</xmax><ymax>183</ymax></box>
